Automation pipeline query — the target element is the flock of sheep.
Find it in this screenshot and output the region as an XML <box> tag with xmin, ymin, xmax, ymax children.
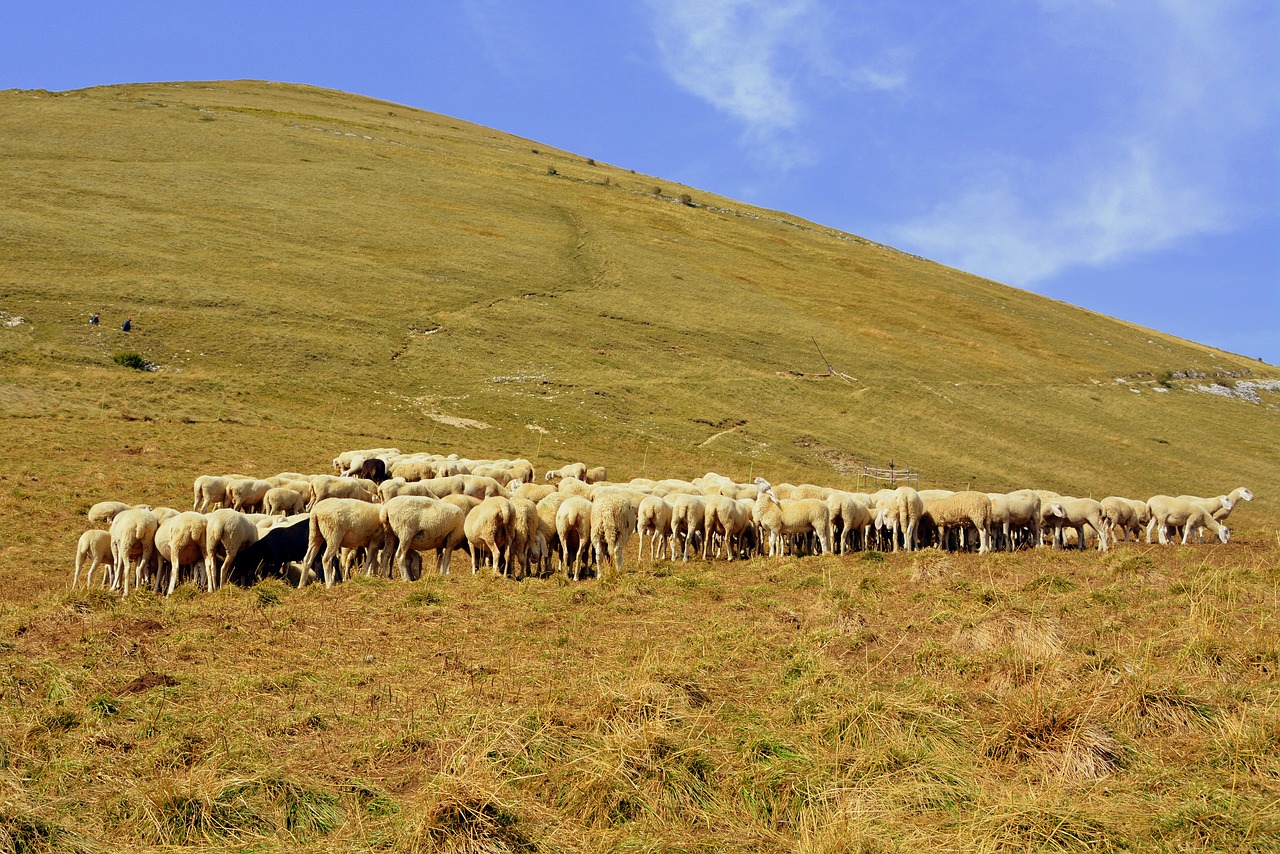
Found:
<box><xmin>72</xmin><ymin>446</ymin><xmax>1256</xmax><ymax>596</ymax></box>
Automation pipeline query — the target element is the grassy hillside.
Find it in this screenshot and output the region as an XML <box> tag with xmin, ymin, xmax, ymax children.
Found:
<box><xmin>0</xmin><ymin>81</ymin><xmax>1276</xmax><ymax>851</ymax></box>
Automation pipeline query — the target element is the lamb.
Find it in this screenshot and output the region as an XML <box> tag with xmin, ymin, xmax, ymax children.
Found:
<box><xmin>300</xmin><ymin>498</ymin><xmax>386</xmax><ymax>588</ymax></box>
<box><xmin>1147</xmin><ymin>496</ymin><xmax>1231</xmax><ymax>545</ymax></box>
<box><xmin>464</xmin><ymin>496</ymin><xmax>515</xmax><ymax>575</ymax></box>
<box><xmin>752</xmin><ymin>478</ymin><xmax>832</xmax><ymax>557</ymax></box>
<box><xmin>263</xmin><ymin>487</ymin><xmax>307</xmax><ymax>517</ymax></box>
<box><xmin>72</xmin><ymin>530</ymin><xmax>113</xmax><ymax>589</ymax></box>
<box><xmin>556</xmin><ymin>496</ymin><xmax>594</xmax><ymax>580</ymax></box>
<box><xmin>590</xmin><ymin>490</ymin><xmax>639</xmax><ymax>576</ymax></box>
<box><xmin>545</xmin><ymin>462</ymin><xmax>589</xmax><ymax>483</ymax></box>
<box><xmin>380</xmin><ymin>495</ymin><xmax>467</xmax><ymax>579</ymax></box>
<box><xmin>109</xmin><ymin>506</ymin><xmax>159</xmax><ymax>596</ymax></box>
<box><xmin>636</xmin><ymin>495</ymin><xmax>673</xmax><ymax>562</ymax></box>
<box><xmin>155</xmin><ymin>511</ymin><xmax>208</xmax><ymax>595</ymax></box>
<box><xmin>203</xmin><ymin>508</ymin><xmax>260</xmax><ymax>592</ymax></box>
<box><xmin>920</xmin><ymin>491</ymin><xmax>992</xmax><ymax>553</ymax></box>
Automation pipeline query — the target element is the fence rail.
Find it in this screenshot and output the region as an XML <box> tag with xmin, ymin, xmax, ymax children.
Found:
<box><xmin>855</xmin><ymin>461</ymin><xmax>920</xmax><ymax>491</ymax></box>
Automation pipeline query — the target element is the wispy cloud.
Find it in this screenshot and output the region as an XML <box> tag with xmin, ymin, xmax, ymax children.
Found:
<box><xmin>894</xmin><ymin>1</ymin><xmax>1275</xmax><ymax>286</ymax></box>
<box><xmin>646</xmin><ymin>0</ymin><xmax>907</xmax><ymax>168</ymax></box>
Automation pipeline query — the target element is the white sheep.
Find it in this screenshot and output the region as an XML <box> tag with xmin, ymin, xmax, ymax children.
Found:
<box><xmin>827</xmin><ymin>491</ymin><xmax>873</xmax><ymax>554</ymax></box>
<box><xmin>464</xmin><ymin>496</ymin><xmax>515</xmax><ymax>575</ymax></box>
<box><xmin>224</xmin><ymin>478</ymin><xmax>273</xmax><ymax>513</ymax></box>
<box><xmin>109</xmin><ymin>507</ymin><xmax>159</xmax><ymax>596</ymax></box>
<box><xmin>752</xmin><ymin>478</ymin><xmax>832</xmax><ymax>557</ymax></box>
<box><xmin>545</xmin><ymin>462</ymin><xmax>589</xmax><ymax>483</ymax></box>
<box><xmin>1100</xmin><ymin>497</ymin><xmax>1150</xmax><ymax>543</ymax></box>
<box><xmin>1147</xmin><ymin>496</ymin><xmax>1231</xmax><ymax>545</ymax></box>
<box><xmin>583</xmin><ymin>466</ymin><xmax>609</xmax><ymax>484</ymax></box>
<box><xmin>379</xmin><ymin>495</ymin><xmax>467</xmax><ymax>579</ymax></box>
<box><xmin>72</xmin><ymin>530</ymin><xmax>113</xmax><ymax>589</ymax></box>
<box><xmin>636</xmin><ymin>494</ymin><xmax>673</xmax><ymax>561</ymax></box>
<box><xmin>987</xmin><ymin>489</ymin><xmax>1045</xmax><ymax>551</ymax></box>
<box><xmin>155</xmin><ymin>511</ymin><xmax>208</xmax><ymax>595</ymax></box>
<box><xmin>203</xmin><ymin>508</ymin><xmax>260</xmax><ymax>592</ymax></box>
<box><xmin>300</xmin><ymin>498</ymin><xmax>386</xmax><ymax>588</ymax></box>
<box><xmin>556</xmin><ymin>496</ymin><xmax>594</xmax><ymax>580</ymax></box>
<box><xmin>537</xmin><ymin>492</ymin><xmax>570</xmax><ymax>573</ymax></box>
<box><xmin>511</xmin><ymin>482</ymin><xmax>557</xmax><ymax>503</ymax></box>
<box><xmin>192</xmin><ymin>475</ymin><xmax>231</xmax><ymax>512</ymax></box>
<box><xmin>1050</xmin><ymin>498</ymin><xmax>1111</xmax><ymax>551</ymax></box>
<box><xmin>703</xmin><ymin>493</ymin><xmax>754</xmax><ymax>560</ymax></box>
<box><xmin>1175</xmin><ymin>487</ymin><xmax>1253</xmax><ymax>542</ymax></box>
<box><xmin>590</xmin><ymin>490</ymin><xmax>638</xmax><ymax>576</ymax></box>
<box><xmin>667</xmin><ymin>493</ymin><xmax>706</xmax><ymax>562</ymax></box>
<box><xmin>920</xmin><ymin>491</ymin><xmax>992</xmax><ymax>553</ymax></box>
<box><xmin>263</xmin><ymin>487</ymin><xmax>306</xmax><ymax>517</ymax></box>
<box><xmin>309</xmin><ymin>476</ymin><xmax>379</xmax><ymax>508</ymax></box>
<box><xmin>88</xmin><ymin>501</ymin><xmax>134</xmax><ymax>527</ymax></box>
<box><xmin>508</xmin><ymin>497</ymin><xmax>541</xmax><ymax>579</ymax></box>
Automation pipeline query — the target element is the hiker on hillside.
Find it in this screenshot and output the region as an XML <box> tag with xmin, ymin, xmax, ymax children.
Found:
<box><xmin>121</xmin><ymin>317</ymin><xmax>132</xmax><ymax>333</ymax></box>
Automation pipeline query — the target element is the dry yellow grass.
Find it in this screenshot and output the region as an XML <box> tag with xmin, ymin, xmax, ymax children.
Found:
<box><xmin>0</xmin><ymin>80</ymin><xmax>1276</xmax><ymax>851</ymax></box>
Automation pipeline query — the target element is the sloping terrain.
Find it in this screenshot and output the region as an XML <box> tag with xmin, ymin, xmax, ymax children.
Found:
<box><xmin>0</xmin><ymin>81</ymin><xmax>1275</xmax><ymax>851</ymax></box>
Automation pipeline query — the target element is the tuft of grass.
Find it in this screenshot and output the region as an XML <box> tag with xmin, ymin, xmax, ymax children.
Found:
<box><xmin>110</xmin><ymin>351</ymin><xmax>153</xmax><ymax>371</ymax></box>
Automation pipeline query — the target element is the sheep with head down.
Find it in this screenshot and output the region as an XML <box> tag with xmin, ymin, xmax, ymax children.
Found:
<box><xmin>379</xmin><ymin>495</ymin><xmax>467</xmax><ymax>579</ymax></box>
<box><xmin>155</xmin><ymin>511</ymin><xmax>209</xmax><ymax>595</ymax></box>
<box><xmin>920</xmin><ymin>491</ymin><xmax>993</xmax><ymax>553</ymax></box>
<box><xmin>590</xmin><ymin>488</ymin><xmax>639</xmax><ymax>576</ymax></box>
<box><xmin>73</xmin><ymin>530</ymin><xmax>113</xmax><ymax>589</ymax></box>
<box><xmin>300</xmin><ymin>498</ymin><xmax>386</xmax><ymax>587</ymax></box>
<box><xmin>1147</xmin><ymin>495</ymin><xmax>1231</xmax><ymax>545</ymax></box>
<box><xmin>203</xmin><ymin>508</ymin><xmax>260</xmax><ymax>592</ymax></box>
<box><xmin>109</xmin><ymin>506</ymin><xmax>159</xmax><ymax>596</ymax></box>
<box><xmin>556</xmin><ymin>496</ymin><xmax>594</xmax><ymax>580</ymax></box>
<box><xmin>464</xmin><ymin>496</ymin><xmax>515</xmax><ymax>575</ymax></box>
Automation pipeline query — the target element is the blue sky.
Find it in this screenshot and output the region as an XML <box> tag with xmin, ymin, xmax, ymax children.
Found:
<box><xmin>4</xmin><ymin>1</ymin><xmax>1277</xmax><ymax>363</ymax></box>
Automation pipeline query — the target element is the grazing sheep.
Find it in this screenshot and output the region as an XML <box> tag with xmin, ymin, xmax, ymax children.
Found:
<box><xmin>1176</xmin><ymin>487</ymin><xmax>1253</xmax><ymax>542</ymax></box>
<box><xmin>1147</xmin><ymin>496</ymin><xmax>1231</xmax><ymax>545</ymax></box>
<box><xmin>1101</xmin><ymin>497</ymin><xmax>1150</xmax><ymax>543</ymax></box>
<box><xmin>464</xmin><ymin>496</ymin><xmax>515</xmax><ymax>575</ymax></box>
<box><xmin>752</xmin><ymin>478</ymin><xmax>832</xmax><ymax>557</ymax></box>
<box><xmin>636</xmin><ymin>495</ymin><xmax>674</xmax><ymax>562</ymax></box>
<box><xmin>556</xmin><ymin>476</ymin><xmax>595</xmax><ymax>499</ymax></box>
<box><xmin>583</xmin><ymin>466</ymin><xmax>609</xmax><ymax>484</ymax></box>
<box><xmin>1053</xmin><ymin>498</ymin><xmax>1111</xmax><ymax>551</ymax></box>
<box><xmin>590</xmin><ymin>490</ymin><xmax>639</xmax><ymax>576</ymax></box>
<box><xmin>667</xmin><ymin>493</ymin><xmax>706</xmax><ymax>562</ymax></box>
<box><xmin>225</xmin><ymin>478</ymin><xmax>273</xmax><ymax>513</ymax></box>
<box><xmin>460</xmin><ymin>474</ymin><xmax>508</xmax><ymax>500</ymax></box>
<box><xmin>88</xmin><ymin>501</ymin><xmax>133</xmax><ymax>526</ymax></box>
<box><xmin>300</xmin><ymin>498</ymin><xmax>386</xmax><ymax>588</ymax></box>
<box><xmin>536</xmin><ymin>492</ymin><xmax>569</xmax><ymax>573</ymax></box>
<box><xmin>192</xmin><ymin>475</ymin><xmax>232</xmax><ymax>512</ymax></box>
<box><xmin>203</xmin><ymin>508</ymin><xmax>260</xmax><ymax>592</ymax></box>
<box><xmin>263</xmin><ymin>487</ymin><xmax>306</xmax><ymax>517</ymax></box>
<box><xmin>229</xmin><ymin>514</ymin><xmax>315</xmax><ymax>586</ymax></box>
<box><xmin>156</xmin><ymin>511</ymin><xmax>208</xmax><ymax>595</ymax></box>
<box><xmin>988</xmin><ymin>489</ymin><xmax>1044</xmax><ymax>551</ymax></box>
<box><xmin>827</xmin><ymin>491</ymin><xmax>873</xmax><ymax>554</ymax></box>
<box><xmin>545</xmin><ymin>462</ymin><xmax>589</xmax><ymax>483</ymax></box>
<box><xmin>704</xmin><ymin>493</ymin><xmax>754</xmax><ymax>560</ymax></box>
<box><xmin>556</xmin><ymin>496</ymin><xmax>594</xmax><ymax>580</ymax></box>
<box><xmin>333</xmin><ymin>448</ymin><xmax>400</xmax><ymax>475</ymax></box>
<box><xmin>390</xmin><ymin>459</ymin><xmax>439</xmax><ymax>482</ymax></box>
<box><xmin>73</xmin><ymin>530</ymin><xmax>113</xmax><ymax>589</ymax></box>
<box><xmin>920</xmin><ymin>491</ymin><xmax>992</xmax><ymax>553</ymax></box>
<box><xmin>355</xmin><ymin>457</ymin><xmax>390</xmax><ymax>483</ymax></box>
<box><xmin>508</xmin><ymin>497</ymin><xmax>541</xmax><ymax>579</ymax></box>
<box><xmin>109</xmin><ymin>507</ymin><xmax>159</xmax><ymax>596</ymax></box>
<box><xmin>380</xmin><ymin>495</ymin><xmax>467</xmax><ymax>579</ymax></box>
<box><xmin>512</xmin><ymin>482</ymin><xmax>556</xmax><ymax>503</ymax></box>
<box><xmin>310</xmin><ymin>476</ymin><xmax>379</xmax><ymax>507</ymax></box>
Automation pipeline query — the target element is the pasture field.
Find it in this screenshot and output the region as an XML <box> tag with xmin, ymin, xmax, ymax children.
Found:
<box><xmin>0</xmin><ymin>80</ymin><xmax>1277</xmax><ymax>850</ymax></box>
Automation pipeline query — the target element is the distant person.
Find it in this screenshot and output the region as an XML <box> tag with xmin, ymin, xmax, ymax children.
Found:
<box><xmin>88</xmin><ymin>312</ymin><xmax>99</xmax><ymax>326</ymax></box>
<box><xmin>121</xmin><ymin>317</ymin><xmax>132</xmax><ymax>333</ymax></box>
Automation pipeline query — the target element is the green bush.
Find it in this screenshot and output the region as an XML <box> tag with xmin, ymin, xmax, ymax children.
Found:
<box><xmin>111</xmin><ymin>351</ymin><xmax>150</xmax><ymax>370</ymax></box>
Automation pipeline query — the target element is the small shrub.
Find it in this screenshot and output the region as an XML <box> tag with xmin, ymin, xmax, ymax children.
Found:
<box><xmin>112</xmin><ymin>351</ymin><xmax>152</xmax><ymax>371</ymax></box>
<box><xmin>546</xmin><ymin>165</ymin><xmax>557</xmax><ymax>176</ymax></box>
<box><xmin>678</xmin><ymin>193</ymin><xmax>694</xmax><ymax>206</ymax></box>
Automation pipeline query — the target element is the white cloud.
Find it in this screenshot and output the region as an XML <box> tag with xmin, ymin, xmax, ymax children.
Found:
<box><xmin>894</xmin><ymin>1</ymin><xmax>1275</xmax><ymax>286</ymax></box>
<box><xmin>646</xmin><ymin>0</ymin><xmax>907</xmax><ymax>168</ymax></box>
